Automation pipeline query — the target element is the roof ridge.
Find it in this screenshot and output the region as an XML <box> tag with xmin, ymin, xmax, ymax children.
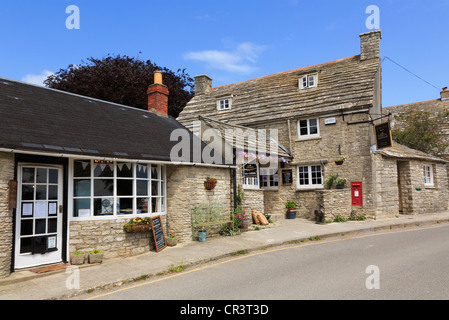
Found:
<box><xmin>211</xmin><ymin>55</ymin><xmax>360</xmax><ymax>90</ymax></box>
<box><xmin>384</xmin><ymin>98</ymin><xmax>442</xmax><ymax>109</ymax></box>
<box><xmin>0</xmin><ymin>76</ymin><xmax>158</xmax><ymax>116</ymax></box>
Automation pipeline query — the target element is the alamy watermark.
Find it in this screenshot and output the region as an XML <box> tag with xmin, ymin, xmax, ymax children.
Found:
<box><xmin>365</xmin><ymin>265</ymin><xmax>380</xmax><ymax>290</ymax></box>
<box><xmin>366</xmin><ymin>5</ymin><xmax>380</xmax><ymax>30</ymax></box>
<box><xmin>66</xmin><ymin>5</ymin><xmax>80</xmax><ymax>30</ymax></box>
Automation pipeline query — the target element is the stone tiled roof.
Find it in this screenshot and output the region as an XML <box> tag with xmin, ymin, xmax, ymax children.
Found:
<box><xmin>199</xmin><ymin>116</ymin><xmax>291</xmax><ymax>158</ymax></box>
<box><xmin>374</xmin><ymin>143</ymin><xmax>448</xmax><ymax>163</ymax></box>
<box><xmin>178</xmin><ymin>55</ymin><xmax>381</xmax><ymax>126</ymax></box>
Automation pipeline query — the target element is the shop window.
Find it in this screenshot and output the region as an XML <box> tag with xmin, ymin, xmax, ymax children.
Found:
<box><xmin>72</xmin><ymin>160</ymin><xmax>166</xmax><ymax>218</ymax></box>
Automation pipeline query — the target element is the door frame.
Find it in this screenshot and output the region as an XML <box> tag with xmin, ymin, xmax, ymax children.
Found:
<box><xmin>11</xmin><ymin>154</ymin><xmax>68</xmax><ymax>271</ymax></box>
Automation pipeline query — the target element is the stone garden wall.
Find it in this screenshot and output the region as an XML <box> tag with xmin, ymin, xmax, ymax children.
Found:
<box><xmin>0</xmin><ymin>152</ymin><xmax>14</xmax><ymax>279</ymax></box>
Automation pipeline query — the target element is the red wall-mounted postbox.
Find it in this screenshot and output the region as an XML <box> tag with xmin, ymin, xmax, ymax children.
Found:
<box><xmin>351</xmin><ymin>182</ymin><xmax>363</xmax><ymax>206</ymax></box>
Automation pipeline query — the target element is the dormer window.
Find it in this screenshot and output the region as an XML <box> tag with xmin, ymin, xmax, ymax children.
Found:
<box><xmin>299</xmin><ymin>74</ymin><xmax>318</xmax><ymax>90</ymax></box>
<box><xmin>217</xmin><ymin>98</ymin><xmax>232</xmax><ymax>111</ymax></box>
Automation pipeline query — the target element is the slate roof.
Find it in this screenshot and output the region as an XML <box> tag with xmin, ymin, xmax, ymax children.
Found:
<box><xmin>177</xmin><ymin>55</ymin><xmax>381</xmax><ymax>126</ymax></box>
<box><xmin>0</xmin><ymin>78</ymin><xmax>207</xmax><ymax>163</ymax></box>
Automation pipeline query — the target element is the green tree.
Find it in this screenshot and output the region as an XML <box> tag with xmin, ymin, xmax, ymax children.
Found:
<box><xmin>391</xmin><ymin>110</ymin><xmax>448</xmax><ymax>157</ymax></box>
<box><xmin>44</xmin><ymin>54</ymin><xmax>194</xmax><ymax>118</ymax></box>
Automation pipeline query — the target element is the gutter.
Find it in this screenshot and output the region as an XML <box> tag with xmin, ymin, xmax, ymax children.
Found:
<box><xmin>0</xmin><ymin>148</ymin><xmax>238</xmax><ymax>169</ymax></box>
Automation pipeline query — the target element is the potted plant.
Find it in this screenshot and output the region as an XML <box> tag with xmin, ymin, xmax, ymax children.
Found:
<box><xmin>88</xmin><ymin>249</ymin><xmax>103</xmax><ymax>264</ymax></box>
<box><xmin>198</xmin><ymin>226</ymin><xmax>207</xmax><ymax>242</ymax></box>
<box><xmin>325</xmin><ymin>174</ymin><xmax>339</xmax><ymax>189</ymax></box>
<box><xmin>70</xmin><ymin>247</ymin><xmax>85</xmax><ymax>265</ymax></box>
<box><xmin>167</xmin><ymin>232</ymin><xmax>178</xmax><ymax>247</ymax></box>
<box><xmin>264</xmin><ymin>213</ymin><xmax>272</xmax><ymax>223</ymax></box>
<box><xmin>204</xmin><ymin>177</ymin><xmax>217</xmax><ymax>190</ymax></box>
<box><xmin>234</xmin><ymin>209</ymin><xmax>250</xmax><ymax>229</ymax></box>
<box><xmin>335</xmin><ymin>156</ymin><xmax>346</xmax><ymax>165</ymax></box>
<box><xmin>336</xmin><ymin>177</ymin><xmax>347</xmax><ymax>189</ymax></box>
<box><xmin>123</xmin><ymin>217</ymin><xmax>151</xmax><ymax>233</ymax></box>
<box><xmin>285</xmin><ymin>201</ymin><xmax>297</xmax><ymax>219</ymax></box>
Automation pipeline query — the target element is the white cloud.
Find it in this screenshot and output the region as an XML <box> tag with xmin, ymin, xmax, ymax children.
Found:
<box><xmin>184</xmin><ymin>42</ymin><xmax>266</xmax><ymax>74</ymax></box>
<box><xmin>21</xmin><ymin>70</ymin><xmax>54</xmax><ymax>86</ymax></box>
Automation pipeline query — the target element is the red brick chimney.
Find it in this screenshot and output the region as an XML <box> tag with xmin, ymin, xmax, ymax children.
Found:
<box><xmin>147</xmin><ymin>70</ymin><xmax>169</xmax><ymax>117</ymax></box>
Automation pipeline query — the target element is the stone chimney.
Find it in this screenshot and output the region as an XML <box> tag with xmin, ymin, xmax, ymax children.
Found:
<box><xmin>147</xmin><ymin>70</ymin><xmax>169</xmax><ymax>117</ymax></box>
<box><xmin>360</xmin><ymin>30</ymin><xmax>382</xmax><ymax>61</ymax></box>
<box><xmin>441</xmin><ymin>87</ymin><xmax>449</xmax><ymax>102</ymax></box>
<box><xmin>194</xmin><ymin>74</ymin><xmax>212</xmax><ymax>95</ymax></box>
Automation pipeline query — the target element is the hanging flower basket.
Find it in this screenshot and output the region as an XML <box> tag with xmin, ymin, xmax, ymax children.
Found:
<box><xmin>204</xmin><ymin>178</ymin><xmax>217</xmax><ymax>190</ymax></box>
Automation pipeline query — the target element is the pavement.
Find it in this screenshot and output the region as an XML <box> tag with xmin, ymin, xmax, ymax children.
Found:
<box><xmin>1</xmin><ymin>211</ymin><xmax>449</xmax><ymax>300</ymax></box>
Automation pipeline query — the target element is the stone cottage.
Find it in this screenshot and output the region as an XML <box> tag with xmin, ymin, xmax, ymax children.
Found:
<box><xmin>177</xmin><ymin>30</ymin><xmax>449</xmax><ymax>221</ymax></box>
<box><xmin>0</xmin><ymin>72</ymin><xmax>234</xmax><ymax>278</ymax></box>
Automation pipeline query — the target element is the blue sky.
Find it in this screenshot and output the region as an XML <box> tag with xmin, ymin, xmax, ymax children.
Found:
<box><xmin>1</xmin><ymin>0</ymin><xmax>448</xmax><ymax>107</ymax></box>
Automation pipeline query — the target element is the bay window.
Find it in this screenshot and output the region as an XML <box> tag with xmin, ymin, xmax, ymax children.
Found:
<box><xmin>72</xmin><ymin>160</ymin><xmax>166</xmax><ymax>218</ymax></box>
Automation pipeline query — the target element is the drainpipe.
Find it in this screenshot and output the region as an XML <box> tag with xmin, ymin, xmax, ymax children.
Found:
<box><xmin>233</xmin><ymin>148</ymin><xmax>237</xmax><ymax>211</ymax></box>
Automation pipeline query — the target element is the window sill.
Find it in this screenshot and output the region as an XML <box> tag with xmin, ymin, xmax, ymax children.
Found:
<box><xmin>295</xmin><ymin>136</ymin><xmax>321</xmax><ymax>142</ymax></box>
<box><xmin>296</xmin><ymin>186</ymin><xmax>324</xmax><ymax>192</ymax></box>
<box><xmin>70</xmin><ymin>212</ymin><xmax>167</xmax><ymax>221</ymax></box>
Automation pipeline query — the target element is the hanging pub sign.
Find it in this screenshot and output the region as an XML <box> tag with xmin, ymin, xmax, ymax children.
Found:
<box><xmin>243</xmin><ymin>163</ymin><xmax>258</xmax><ymax>176</ymax></box>
<box><xmin>374</xmin><ymin>121</ymin><xmax>393</xmax><ymax>150</ymax></box>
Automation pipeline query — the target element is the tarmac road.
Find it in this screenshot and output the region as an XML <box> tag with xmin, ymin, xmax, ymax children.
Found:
<box><xmin>75</xmin><ymin>222</ymin><xmax>449</xmax><ymax>301</ymax></box>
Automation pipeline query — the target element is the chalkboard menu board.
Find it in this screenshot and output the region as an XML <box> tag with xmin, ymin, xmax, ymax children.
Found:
<box><xmin>374</xmin><ymin>121</ymin><xmax>393</xmax><ymax>150</ymax></box>
<box><xmin>282</xmin><ymin>170</ymin><xmax>293</xmax><ymax>185</ymax></box>
<box><xmin>151</xmin><ymin>216</ymin><xmax>167</xmax><ymax>252</ymax></box>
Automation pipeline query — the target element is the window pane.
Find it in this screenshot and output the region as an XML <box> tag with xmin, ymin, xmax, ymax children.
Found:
<box><xmin>20</xmin><ymin>220</ymin><xmax>33</xmax><ymax>236</ymax></box>
<box><xmin>136</xmin><ymin>164</ymin><xmax>148</xmax><ymax>179</ymax></box>
<box><xmin>48</xmin><ymin>218</ymin><xmax>58</xmax><ymax>233</ymax></box>
<box><xmin>22</xmin><ymin>185</ymin><xmax>34</xmax><ymax>201</ymax></box>
<box><xmin>74</xmin><ymin>198</ymin><xmax>91</xmax><ymax>217</ymax></box>
<box><xmin>117</xmin><ymin>163</ymin><xmax>133</xmax><ymax>177</ymax></box>
<box><xmin>151</xmin><ymin>197</ymin><xmax>159</xmax><ymax>213</ymax></box>
<box><xmin>35</xmin><ymin>219</ymin><xmax>46</xmax><ymax>235</ymax></box>
<box><xmin>20</xmin><ymin>237</ymin><xmax>33</xmax><ymax>254</ymax></box>
<box><xmin>74</xmin><ymin>161</ymin><xmax>91</xmax><ymax>177</ymax></box>
<box><xmin>117</xmin><ymin>198</ymin><xmax>133</xmax><ymax>215</ymax></box>
<box><xmin>151</xmin><ymin>181</ymin><xmax>159</xmax><ymax>196</ymax></box>
<box><xmin>137</xmin><ymin>180</ymin><xmax>148</xmax><ymax>196</ymax></box>
<box><xmin>137</xmin><ymin>198</ymin><xmax>149</xmax><ymax>214</ymax></box>
<box><xmin>36</xmin><ymin>168</ymin><xmax>47</xmax><ymax>183</ymax></box>
<box><xmin>117</xmin><ymin>179</ymin><xmax>133</xmax><ymax>196</ymax></box>
<box><xmin>74</xmin><ymin>179</ymin><xmax>90</xmax><ymax>197</ymax></box>
<box><xmin>151</xmin><ymin>165</ymin><xmax>159</xmax><ymax>179</ymax></box>
<box><xmin>94</xmin><ymin>179</ymin><xmax>114</xmax><ymax>196</ymax></box>
<box><xmin>49</xmin><ymin>169</ymin><xmax>58</xmax><ymax>184</ymax></box>
<box><xmin>94</xmin><ymin>198</ymin><xmax>114</xmax><ymax>216</ymax></box>
<box><xmin>94</xmin><ymin>163</ymin><xmax>113</xmax><ymax>177</ymax></box>
<box><xmin>36</xmin><ymin>185</ymin><xmax>47</xmax><ymax>200</ymax></box>
<box><xmin>22</xmin><ymin>168</ymin><xmax>34</xmax><ymax>183</ymax></box>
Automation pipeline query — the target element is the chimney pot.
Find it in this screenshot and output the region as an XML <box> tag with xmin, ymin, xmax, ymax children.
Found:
<box><xmin>154</xmin><ymin>70</ymin><xmax>163</xmax><ymax>85</ymax></box>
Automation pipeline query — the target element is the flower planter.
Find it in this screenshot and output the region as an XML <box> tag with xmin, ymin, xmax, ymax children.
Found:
<box><xmin>88</xmin><ymin>253</ymin><xmax>103</xmax><ymax>264</ymax></box>
<box><xmin>70</xmin><ymin>253</ymin><xmax>86</xmax><ymax>265</ymax></box>
<box><xmin>335</xmin><ymin>160</ymin><xmax>344</xmax><ymax>166</ymax></box>
<box><xmin>167</xmin><ymin>237</ymin><xmax>178</xmax><ymax>247</ymax></box>
<box><xmin>336</xmin><ymin>183</ymin><xmax>346</xmax><ymax>189</ymax></box>
<box><xmin>286</xmin><ymin>209</ymin><xmax>296</xmax><ymax>220</ymax></box>
<box><xmin>125</xmin><ymin>224</ymin><xmax>151</xmax><ymax>233</ymax></box>
<box><xmin>204</xmin><ymin>181</ymin><xmax>217</xmax><ymax>190</ymax></box>
<box><xmin>239</xmin><ymin>219</ymin><xmax>250</xmax><ymax>229</ymax></box>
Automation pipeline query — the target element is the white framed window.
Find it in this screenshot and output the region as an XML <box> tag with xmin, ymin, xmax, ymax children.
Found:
<box><xmin>71</xmin><ymin>160</ymin><xmax>166</xmax><ymax>219</ymax></box>
<box><xmin>217</xmin><ymin>98</ymin><xmax>232</xmax><ymax>111</ymax></box>
<box><xmin>297</xmin><ymin>165</ymin><xmax>323</xmax><ymax>189</ymax></box>
<box><xmin>297</xmin><ymin>118</ymin><xmax>320</xmax><ymax>139</ymax></box>
<box><xmin>260</xmin><ymin>167</ymin><xmax>279</xmax><ymax>190</ymax></box>
<box><xmin>299</xmin><ymin>74</ymin><xmax>318</xmax><ymax>89</ymax></box>
<box><xmin>423</xmin><ymin>165</ymin><xmax>434</xmax><ymax>186</ymax></box>
<box><xmin>242</xmin><ymin>161</ymin><xmax>259</xmax><ymax>189</ymax></box>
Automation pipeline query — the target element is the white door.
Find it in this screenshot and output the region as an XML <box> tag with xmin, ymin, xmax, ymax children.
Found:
<box><xmin>15</xmin><ymin>165</ymin><xmax>64</xmax><ymax>269</ymax></box>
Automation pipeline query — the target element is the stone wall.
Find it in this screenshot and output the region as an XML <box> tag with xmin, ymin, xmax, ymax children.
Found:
<box><xmin>0</xmin><ymin>152</ymin><xmax>14</xmax><ymax>279</ymax></box>
<box><xmin>316</xmin><ymin>189</ymin><xmax>352</xmax><ymax>221</ymax></box>
<box><xmin>69</xmin><ymin>217</ymin><xmax>161</xmax><ymax>259</ymax></box>
<box><xmin>165</xmin><ymin>165</ymin><xmax>232</xmax><ymax>243</ymax></box>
